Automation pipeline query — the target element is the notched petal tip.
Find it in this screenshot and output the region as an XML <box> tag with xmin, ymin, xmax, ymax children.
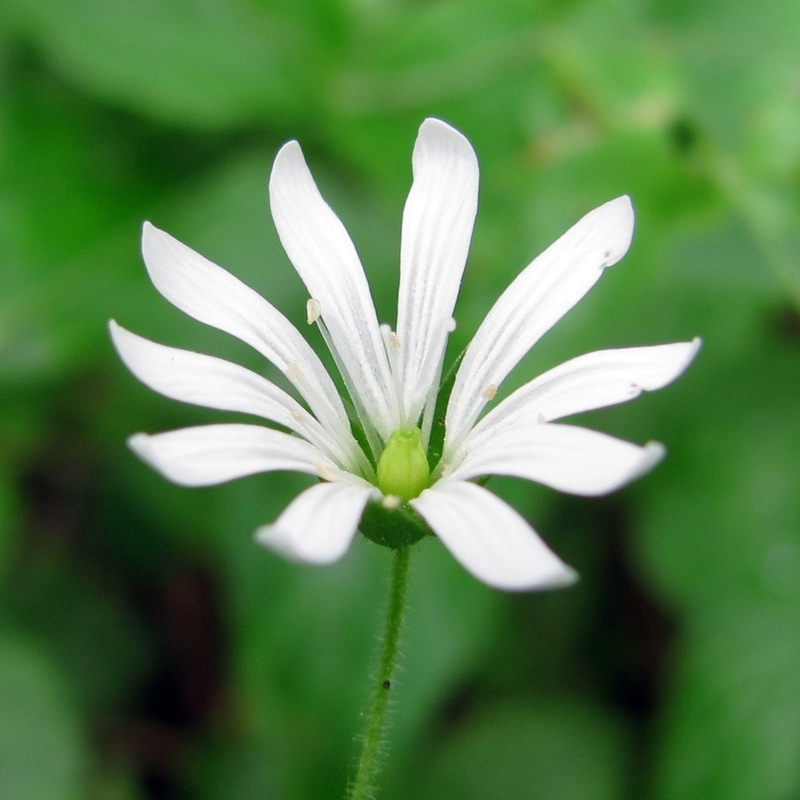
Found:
<box><xmin>497</xmin><ymin>558</ymin><xmax>580</xmax><ymax>593</ymax></box>
<box><xmin>590</xmin><ymin>439</ymin><xmax>666</xmax><ymax>496</ymax></box>
<box><xmin>140</xmin><ymin>220</ymin><xmax>178</xmax><ymax>269</ymax></box>
<box><xmin>597</xmin><ymin>195</ymin><xmax>635</xmax><ymax>267</ymax></box>
<box><xmin>655</xmin><ymin>336</ymin><xmax>701</xmax><ymax>387</ymax></box>
<box><xmin>614</xmin><ymin>194</ymin><xmax>634</xmax><ymax>219</ymax></box>
<box><xmin>254</xmin><ymin>523</ymin><xmax>344</xmax><ymax>565</ymax></box>
<box><xmin>127</xmin><ymin>431</ymin><xmax>190</xmax><ymax>485</ymax></box>
<box><xmin>254</xmin><ymin>524</ymin><xmax>312</xmax><ymax>563</ymax></box>
<box><xmin>140</xmin><ymin>219</ymin><xmax>162</xmax><ymax>247</ymax></box>
<box><xmin>108</xmin><ymin>318</ymin><xmax>133</xmax><ymax>349</ymax></box>
<box><xmin>418</xmin><ymin>117</ymin><xmax>456</xmax><ymax>135</ymax></box>
<box><xmin>665</xmin><ymin>336</ymin><xmax>703</xmax><ymax>375</ymax></box>
<box><xmin>108</xmin><ymin>319</ymin><xmax>134</xmax><ymax>365</ymax></box>
<box><xmin>126</xmin><ymin>432</ymin><xmax>152</xmax><ymax>461</ymax></box>
<box><xmin>637</xmin><ymin>440</ymin><xmax>667</xmax><ymax>478</ymax></box>
<box><xmin>254</xmin><ymin>481</ymin><xmax>371</xmax><ymax>565</ymax></box>
<box><xmin>276</xmin><ymin>138</ymin><xmax>302</xmax><ymax>156</ymax></box>
<box><xmin>529</xmin><ymin>562</ymin><xmax>580</xmax><ymax>593</ymax></box>
<box><xmin>412</xmin><ymin>482</ymin><xmax>579</xmax><ymax>592</ymax></box>
<box><xmin>270</xmin><ymin>139</ymin><xmax>306</xmax><ymax>183</ymax></box>
<box><xmin>416</xmin><ymin>117</ymin><xmax>477</xmax><ymax>161</ymax></box>
<box><xmin>559</xmin><ymin>564</ymin><xmax>581</xmax><ymax>587</ymax></box>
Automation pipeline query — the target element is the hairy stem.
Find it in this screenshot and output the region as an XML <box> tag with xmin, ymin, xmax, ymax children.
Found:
<box><xmin>348</xmin><ymin>546</ymin><xmax>410</xmax><ymax>800</ymax></box>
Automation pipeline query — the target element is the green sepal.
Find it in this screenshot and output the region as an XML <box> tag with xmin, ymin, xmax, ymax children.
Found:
<box><xmin>359</xmin><ymin>500</ymin><xmax>431</xmax><ymax>549</ymax></box>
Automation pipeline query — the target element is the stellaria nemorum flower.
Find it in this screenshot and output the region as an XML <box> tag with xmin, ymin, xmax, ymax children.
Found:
<box><xmin>110</xmin><ymin>118</ymin><xmax>699</xmax><ymax>591</ymax></box>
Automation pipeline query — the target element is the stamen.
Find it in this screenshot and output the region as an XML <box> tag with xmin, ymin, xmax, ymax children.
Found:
<box><xmin>443</xmin><ymin>380</ymin><xmax>503</xmax><ymax>465</ymax></box>
<box><xmin>381</xmin><ymin>324</ymin><xmax>407</xmax><ymax>427</ymax></box>
<box><xmin>537</xmin><ymin>412</ymin><xmax>547</xmax><ymax>424</ymax></box>
<box><xmin>282</xmin><ymin>360</ymin><xmax>370</xmax><ymax>477</ymax></box>
<box><xmin>412</xmin><ymin>316</ymin><xmax>460</xmax><ymax>439</ymax></box>
<box><xmin>285</xmin><ymin>361</ymin><xmax>303</xmax><ymax>382</ymax></box>
<box><xmin>314</xmin><ymin>314</ymin><xmax>383</xmax><ymax>462</ymax></box>
<box><xmin>381</xmin><ymin>495</ymin><xmax>402</xmax><ymax>510</ymax></box>
<box><xmin>306</xmin><ymin>298</ymin><xmax>322</xmax><ymax>325</ymax></box>
<box><xmin>315</xmin><ymin>459</ymin><xmax>336</xmax><ymax>482</ymax></box>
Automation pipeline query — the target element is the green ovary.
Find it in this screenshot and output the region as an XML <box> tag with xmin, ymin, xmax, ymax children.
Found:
<box><xmin>376</xmin><ymin>427</ymin><xmax>430</xmax><ymax>502</ymax></box>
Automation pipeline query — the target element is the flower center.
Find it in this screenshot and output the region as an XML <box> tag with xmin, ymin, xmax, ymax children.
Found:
<box><xmin>376</xmin><ymin>427</ymin><xmax>430</xmax><ymax>502</ymax></box>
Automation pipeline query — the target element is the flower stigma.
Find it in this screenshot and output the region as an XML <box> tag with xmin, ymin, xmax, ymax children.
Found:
<box><xmin>376</xmin><ymin>427</ymin><xmax>430</xmax><ymax>503</ymax></box>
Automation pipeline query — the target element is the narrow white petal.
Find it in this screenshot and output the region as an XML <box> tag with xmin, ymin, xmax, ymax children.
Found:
<box><xmin>470</xmin><ymin>339</ymin><xmax>701</xmax><ymax>441</ymax></box>
<box><xmin>109</xmin><ymin>321</ymin><xmax>356</xmax><ymax>469</ymax></box>
<box><xmin>140</xmin><ymin>222</ymin><xmax>350</xmax><ymax>441</ymax></box>
<box><xmin>445</xmin><ymin>197</ymin><xmax>635</xmax><ymax>451</ymax></box>
<box><xmin>255</xmin><ymin>481</ymin><xmax>375</xmax><ymax>564</ymax></box>
<box><xmin>450</xmin><ymin>423</ymin><xmax>665</xmax><ymax>497</ymax></box>
<box><xmin>396</xmin><ymin>118</ymin><xmax>479</xmax><ymax>423</ymax></box>
<box><xmin>269</xmin><ymin>142</ymin><xmax>397</xmax><ymax>438</ymax></box>
<box><xmin>411</xmin><ymin>481</ymin><xmax>576</xmax><ymax>591</ymax></box>
<box><xmin>128</xmin><ymin>424</ymin><xmax>330</xmax><ymax>487</ymax></box>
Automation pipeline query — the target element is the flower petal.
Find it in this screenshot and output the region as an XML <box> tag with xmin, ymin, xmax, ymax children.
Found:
<box><xmin>445</xmin><ymin>196</ymin><xmax>635</xmax><ymax>452</ymax></box>
<box><xmin>470</xmin><ymin>339</ymin><xmax>701</xmax><ymax>440</ymax></box>
<box><xmin>396</xmin><ymin>118</ymin><xmax>479</xmax><ymax>423</ymax></box>
<box><xmin>140</xmin><ymin>222</ymin><xmax>350</xmax><ymax>442</ymax></box>
<box><xmin>450</xmin><ymin>423</ymin><xmax>665</xmax><ymax>497</ymax></box>
<box><xmin>109</xmin><ymin>321</ymin><xmax>357</xmax><ymax>469</ymax></box>
<box><xmin>411</xmin><ymin>481</ymin><xmax>576</xmax><ymax>591</ymax></box>
<box><xmin>128</xmin><ymin>424</ymin><xmax>331</xmax><ymax>487</ymax></box>
<box><xmin>269</xmin><ymin>141</ymin><xmax>397</xmax><ymax>439</ymax></box>
<box><xmin>255</xmin><ymin>481</ymin><xmax>375</xmax><ymax>564</ymax></box>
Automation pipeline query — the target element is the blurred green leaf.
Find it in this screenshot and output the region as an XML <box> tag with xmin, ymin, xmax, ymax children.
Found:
<box><xmin>3</xmin><ymin>557</ymin><xmax>155</xmax><ymax>714</ymax></box>
<box><xmin>409</xmin><ymin>697</ymin><xmax>630</xmax><ymax>800</ymax></box>
<box><xmin>651</xmin><ymin>599</ymin><xmax>800</xmax><ymax>800</ymax></box>
<box><xmin>6</xmin><ymin>0</ymin><xmax>300</xmax><ymax>129</ymax></box>
<box><xmin>0</xmin><ymin>468</ymin><xmax>16</xmax><ymax>581</ymax></box>
<box><xmin>0</xmin><ymin>633</ymin><xmax>85</xmax><ymax>800</ymax></box>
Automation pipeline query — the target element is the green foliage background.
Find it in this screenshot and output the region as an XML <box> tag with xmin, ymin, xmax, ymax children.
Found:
<box><xmin>1</xmin><ymin>0</ymin><xmax>799</xmax><ymax>798</ymax></box>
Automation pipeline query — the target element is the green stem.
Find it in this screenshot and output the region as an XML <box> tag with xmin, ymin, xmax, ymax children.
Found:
<box><xmin>348</xmin><ymin>546</ymin><xmax>411</xmax><ymax>800</ymax></box>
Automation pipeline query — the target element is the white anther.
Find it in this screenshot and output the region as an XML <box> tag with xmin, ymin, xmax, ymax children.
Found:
<box><xmin>389</xmin><ymin>331</ymin><xmax>401</xmax><ymax>350</ymax></box>
<box><xmin>537</xmin><ymin>412</ymin><xmax>547</xmax><ymax>424</ymax></box>
<box><xmin>440</xmin><ymin>462</ymin><xmax>454</xmax><ymax>478</ymax></box>
<box><xmin>292</xmin><ymin>411</ymin><xmax>307</xmax><ymax>425</ymax></box>
<box><xmin>482</xmin><ymin>384</ymin><xmax>498</xmax><ymax>401</ymax></box>
<box><xmin>306</xmin><ymin>298</ymin><xmax>322</xmax><ymax>325</ymax></box>
<box><xmin>285</xmin><ymin>361</ymin><xmax>303</xmax><ymax>382</ymax></box>
<box><xmin>446</xmin><ymin>317</ymin><xmax>457</xmax><ymax>333</ymax></box>
<box><xmin>381</xmin><ymin>495</ymin><xmax>402</xmax><ymax>510</ymax></box>
<box><xmin>315</xmin><ymin>459</ymin><xmax>336</xmax><ymax>482</ymax></box>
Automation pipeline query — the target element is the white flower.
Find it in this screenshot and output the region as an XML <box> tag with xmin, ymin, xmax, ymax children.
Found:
<box><xmin>110</xmin><ymin>118</ymin><xmax>699</xmax><ymax>591</ymax></box>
